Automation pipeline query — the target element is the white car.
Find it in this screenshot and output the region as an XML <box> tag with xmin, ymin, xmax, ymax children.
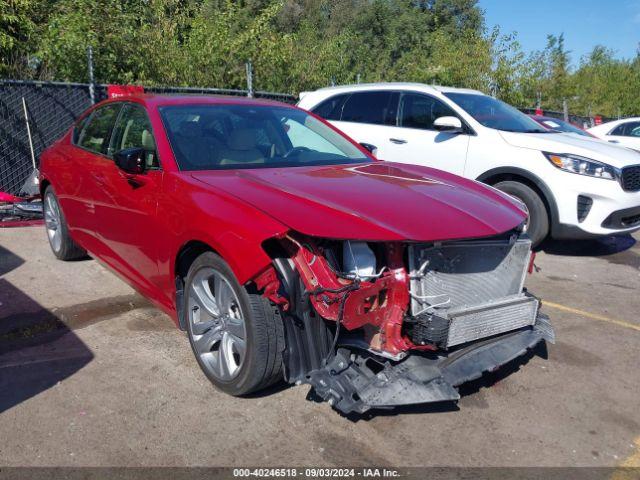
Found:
<box><xmin>588</xmin><ymin>118</ymin><xmax>640</xmax><ymax>151</ymax></box>
<box><xmin>298</xmin><ymin>83</ymin><xmax>640</xmax><ymax>246</ymax></box>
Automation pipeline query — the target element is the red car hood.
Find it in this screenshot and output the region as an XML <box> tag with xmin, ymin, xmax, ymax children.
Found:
<box><xmin>191</xmin><ymin>162</ymin><xmax>527</xmax><ymax>242</ymax></box>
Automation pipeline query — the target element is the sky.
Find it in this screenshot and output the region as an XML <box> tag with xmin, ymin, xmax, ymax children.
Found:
<box><xmin>479</xmin><ymin>0</ymin><xmax>640</xmax><ymax>64</ymax></box>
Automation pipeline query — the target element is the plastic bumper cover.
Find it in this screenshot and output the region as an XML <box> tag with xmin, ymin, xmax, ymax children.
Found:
<box><xmin>306</xmin><ymin>313</ymin><xmax>554</xmax><ymax>414</ymax></box>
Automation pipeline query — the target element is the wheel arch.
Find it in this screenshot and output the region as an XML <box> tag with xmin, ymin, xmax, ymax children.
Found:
<box><xmin>174</xmin><ymin>240</ymin><xmax>221</xmax><ymax>330</ymax></box>
<box><xmin>40</xmin><ymin>178</ymin><xmax>51</xmax><ymax>197</ymax></box>
<box><xmin>476</xmin><ymin>167</ymin><xmax>559</xmax><ymax>234</ymax></box>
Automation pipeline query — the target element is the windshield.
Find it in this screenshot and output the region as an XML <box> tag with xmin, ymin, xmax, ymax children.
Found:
<box><xmin>160</xmin><ymin>104</ymin><xmax>370</xmax><ymax>171</ymax></box>
<box><xmin>444</xmin><ymin>93</ymin><xmax>550</xmax><ymax>133</ymax></box>
<box><xmin>534</xmin><ymin>117</ymin><xmax>590</xmax><ymax>137</ymax></box>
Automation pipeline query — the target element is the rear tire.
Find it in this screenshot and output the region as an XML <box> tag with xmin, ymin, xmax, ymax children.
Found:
<box><xmin>493</xmin><ymin>180</ymin><xmax>549</xmax><ymax>248</ymax></box>
<box><xmin>184</xmin><ymin>252</ymin><xmax>285</xmax><ymax>396</ymax></box>
<box><xmin>43</xmin><ymin>186</ymin><xmax>87</xmax><ymax>261</ymax></box>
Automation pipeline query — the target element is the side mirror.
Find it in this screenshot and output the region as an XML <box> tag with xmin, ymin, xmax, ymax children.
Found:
<box><xmin>360</xmin><ymin>142</ymin><xmax>378</xmax><ymax>156</ymax></box>
<box><xmin>114</xmin><ymin>147</ymin><xmax>146</xmax><ymax>174</ymax></box>
<box><xmin>434</xmin><ymin>116</ymin><xmax>463</xmax><ymax>133</ymax></box>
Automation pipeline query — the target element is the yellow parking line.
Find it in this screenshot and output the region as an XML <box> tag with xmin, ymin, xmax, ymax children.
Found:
<box><xmin>543</xmin><ymin>301</ymin><xmax>640</xmax><ymax>333</ymax></box>
<box><xmin>621</xmin><ymin>437</ymin><xmax>640</xmax><ymax>467</ymax></box>
<box><xmin>610</xmin><ymin>437</ymin><xmax>640</xmax><ymax>480</ymax></box>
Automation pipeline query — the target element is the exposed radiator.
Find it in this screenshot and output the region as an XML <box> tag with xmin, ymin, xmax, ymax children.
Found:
<box><xmin>408</xmin><ymin>237</ymin><xmax>534</xmax><ymax>347</ymax></box>
<box><xmin>447</xmin><ymin>295</ymin><xmax>538</xmax><ymax>347</ymax></box>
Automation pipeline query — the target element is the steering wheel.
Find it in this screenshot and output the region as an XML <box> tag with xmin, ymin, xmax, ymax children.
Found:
<box><xmin>283</xmin><ymin>146</ymin><xmax>312</xmax><ymax>158</ymax></box>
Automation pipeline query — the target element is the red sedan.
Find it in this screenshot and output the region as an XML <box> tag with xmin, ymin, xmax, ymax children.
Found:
<box><xmin>40</xmin><ymin>95</ymin><xmax>554</xmax><ymax>414</ymax></box>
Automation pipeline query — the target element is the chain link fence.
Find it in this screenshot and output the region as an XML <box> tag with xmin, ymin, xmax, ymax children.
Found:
<box><xmin>0</xmin><ymin>79</ymin><xmax>296</xmax><ymax>195</ymax></box>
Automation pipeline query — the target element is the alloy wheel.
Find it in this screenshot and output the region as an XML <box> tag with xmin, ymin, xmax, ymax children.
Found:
<box><xmin>44</xmin><ymin>192</ymin><xmax>62</xmax><ymax>253</ymax></box>
<box><xmin>187</xmin><ymin>267</ymin><xmax>247</xmax><ymax>381</ymax></box>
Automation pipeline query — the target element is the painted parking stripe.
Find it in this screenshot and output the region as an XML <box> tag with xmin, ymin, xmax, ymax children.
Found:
<box><xmin>544</xmin><ymin>301</ymin><xmax>640</xmax><ymax>333</ymax></box>
<box><xmin>610</xmin><ymin>437</ymin><xmax>640</xmax><ymax>480</ymax></box>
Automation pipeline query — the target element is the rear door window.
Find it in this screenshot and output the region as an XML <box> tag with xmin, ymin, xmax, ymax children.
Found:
<box><xmin>399</xmin><ymin>93</ymin><xmax>457</xmax><ymax>130</ymax></box>
<box><xmin>611</xmin><ymin>121</ymin><xmax>640</xmax><ymax>137</ymax></box>
<box><xmin>340</xmin><ymin>92</ymin><xmax>399</xmax><ymax>125</ymax></box>
<box><xmin>77</xmin><ymin>104</ymin><xmax>122</xmax><ymax>155</ymax></box>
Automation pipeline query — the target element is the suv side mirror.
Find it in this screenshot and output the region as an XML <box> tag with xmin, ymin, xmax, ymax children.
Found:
<box><xmin>434</xmin><ymin>116</ymin><xmax>463</xmax><ymax>133</ymax></box>
<box><xmin>360</xmin><ymin>142</ymin><xmax>378</xmax><ymax>156</ymax></box>
<box><xmin>114</xmin><ymin>147</ymin><xmax>146</xmax><ymax>174</ymax></box>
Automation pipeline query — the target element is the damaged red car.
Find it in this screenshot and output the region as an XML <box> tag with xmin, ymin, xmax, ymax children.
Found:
<box><xmin>40</xmin><ymin>95</ymin><xmax>554</xmax><ymax>414</ymax></box>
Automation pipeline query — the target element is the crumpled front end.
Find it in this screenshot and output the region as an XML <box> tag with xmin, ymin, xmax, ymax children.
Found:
<box><xmin>253</xmin><ymin>229</ymin><xmax>554</xmax><ymax>414</ymax></box>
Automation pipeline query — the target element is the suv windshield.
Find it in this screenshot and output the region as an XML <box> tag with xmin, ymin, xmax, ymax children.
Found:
<box><xmin>160</xmin><ymin>104</ymin><xmax>370</xmax><ymax>171</ymax></box>
<box><xmin>444</xmin><ymin>93</ymin><xmax>550</xmax><ymax>134</ymax></box>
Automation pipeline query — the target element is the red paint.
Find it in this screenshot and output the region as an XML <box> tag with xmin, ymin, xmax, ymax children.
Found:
<box><xmin>39</xmin><ymin>94</ymin><xmax>526</xmax><ymax>348</ymax></box>
<box><xmin>192</xmin><ymin>163</ymin><xmax>526</xmax><ymax>242</ymax></box>
<box><xmin>528</xmin><ymin>251</ymin><xmax>537</xmax><ymax>274</ymax></box>
<box><xmin>0</xmin><ymin>192</ymin><xmax>23</xmax><ymax>203</ymax></box>
<box><xmin>254</xmin><ymin>267</ymin><xmax>289</xmax><ymax>310</ymax></box>
<box><xmin>0</xmin><ymin>219</ymin><xmax>44</xmax><ymax>228</ymax></box>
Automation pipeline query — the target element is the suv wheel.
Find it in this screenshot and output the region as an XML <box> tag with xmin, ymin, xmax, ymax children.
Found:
<box><xmin>493</xmin><ymin>181</ymin><xmax>549</xmax><ymax>248</ymax></box>
<box><xmin>184</xmin><ymin>252</ymin><xmax>285</xmax><ymax>395</ymax></box>
<box><xmin>43</xmin><ymin>186</ymin><xmax>87</xmax><ymax>260</ymax></box>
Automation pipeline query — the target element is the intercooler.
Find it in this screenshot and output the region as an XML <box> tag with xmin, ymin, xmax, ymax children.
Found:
<box><xmin>408</xmin><ymin>237</ymin><xmax>537</xmax><ymax>348</ymax></box>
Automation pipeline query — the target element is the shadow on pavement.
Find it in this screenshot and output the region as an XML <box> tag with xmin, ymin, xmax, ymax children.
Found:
<box><xmin>0</xmin><ymin>246</ymin><xmax>93</xmax><ymax>414</ymax></box>
<box><xmin>540</xmin><ymin>234</ymin><xmax>637</xmax><ymax>258</ymax></box>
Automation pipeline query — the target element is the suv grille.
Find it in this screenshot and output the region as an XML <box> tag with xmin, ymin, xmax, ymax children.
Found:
<box><xmin>621</xmin><ymin>165</ymin><xmax>640</xmax><ymax>192</ymax></box>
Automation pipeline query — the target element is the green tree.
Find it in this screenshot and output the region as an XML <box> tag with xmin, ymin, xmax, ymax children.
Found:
<box><xmin>1</xmin><ymin>0</ymin><xmax>36</xmax><ymax>76</ymax></box>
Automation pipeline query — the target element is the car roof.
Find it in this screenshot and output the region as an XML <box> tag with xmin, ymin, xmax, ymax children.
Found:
<box><xmin>587</xmin><ymin>117</ymin><xmax>640</xmax><ymax>133</ymax></box>
<box><xmin>98</xmin><ymin>94</ymin><xmax>294</xmax><ymax>109</ymax></box>
<box><xmin>604</xmin><ymin>117</ymin><xmax>640</xmax><ymax>126</ymax></box>
<box><xmin>302</xmin><ymin>82</ymin><xmax>484</xmax><ymax>96</ymax></box>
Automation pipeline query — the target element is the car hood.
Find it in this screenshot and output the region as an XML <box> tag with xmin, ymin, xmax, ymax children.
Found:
<box><xmin>191</xmin><ymin>162</ymin><xmax>526</xmax><ymax>242</ymax></box>
<box><xmin>499</xmin><ymin>131</ymin><xmax>640</xmax><ymax>168</ymax></box>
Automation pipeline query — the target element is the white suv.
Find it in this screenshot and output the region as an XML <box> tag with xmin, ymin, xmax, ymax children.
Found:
<box><xmin>298</xmin><ymin>83</ymin><xmax>640</xmax><ymax>246</ymax></box>
<box><xmin>588</xmin><ymin>118</ymin><xmax>640</xmax><ymax>151</ymax></box>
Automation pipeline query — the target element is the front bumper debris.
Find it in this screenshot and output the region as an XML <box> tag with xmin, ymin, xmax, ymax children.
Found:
<box><xmin>305</xmin><ymin>314</ymin><xmax>554</xmax><ymax>415</ymax></box>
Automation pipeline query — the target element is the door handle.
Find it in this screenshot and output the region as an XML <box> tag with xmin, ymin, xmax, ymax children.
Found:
<box><xmin>608</xmin><ymin>140</ymin><xmax>620</xmax><ymax>144</ymax></box>
<box><xmin>389</xmin><ymin>138</ymin><xmax>407</xmax><ymax>144</ymax></box>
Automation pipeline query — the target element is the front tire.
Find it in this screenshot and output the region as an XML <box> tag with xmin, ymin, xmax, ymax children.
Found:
<box><xmin>493</xmin><ymin>180</ymin><xmax>549</xmax><ymax>248</ymax></box>
<box><xmin>43</xmin><ymin>186</ymin><xmax>87</xmax><ymax>261</ymax></box>
<box><xmin>184</xmin><ymin>252</ymin><xmax>285</xmax><ymax>396</ymax></box>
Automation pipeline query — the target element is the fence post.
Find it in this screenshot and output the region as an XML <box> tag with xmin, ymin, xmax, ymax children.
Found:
<box><xmin>87</xmin><ymin>46</ymin><xmax>95</xmax><ymax>104</ymax></box>
<box><xmin>245</xmin><ymin>61</ymin><xmax>254</xmax><ymax>98</ymax></box>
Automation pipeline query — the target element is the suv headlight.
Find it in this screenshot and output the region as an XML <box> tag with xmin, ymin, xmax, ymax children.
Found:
<box><xmin>544</xmin><ymin>152</ymin><xmax>618</xmax><ymax>180</ymax></box>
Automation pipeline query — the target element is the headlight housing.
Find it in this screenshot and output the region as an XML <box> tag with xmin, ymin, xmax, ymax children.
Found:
<box><xmin>544</xmin><ymin>152</ymin><xmax>618</xmax><ymax>180</ymax></box>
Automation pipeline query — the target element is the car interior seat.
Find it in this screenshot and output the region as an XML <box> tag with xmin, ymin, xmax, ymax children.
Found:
<box><xmin>176</xmin><ymin>121</ymin><xmax>219</xmax><ymax>169</ymax></box>
<box><xmin>218</xmin><ymin>128</ymin><xmax>265</xmax><ymax>166</ymax></box>
<box><xmin>141</xmin><ymin>129</ymin><xmax>157</xmax><ymax>168</ymax></box>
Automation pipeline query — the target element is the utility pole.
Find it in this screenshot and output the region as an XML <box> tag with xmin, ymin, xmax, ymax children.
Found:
<box><xmin>87</xmin><ymin>46</ymin><xmax>95</xmax><ymax>104</ymax></box>
<box><xmin>245</xmin><ymin>61</ymin><xmax>254</xmax><ymax>98</ymax></box>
